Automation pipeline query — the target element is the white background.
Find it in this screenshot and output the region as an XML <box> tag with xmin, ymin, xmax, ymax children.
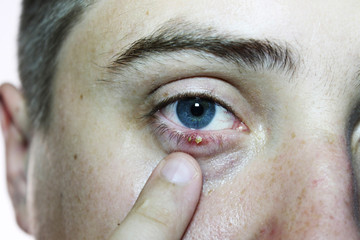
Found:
<box><xmin>0</xmin><ymin>0</ymin><xmax>32</xmax><ymax>239</ymax></box>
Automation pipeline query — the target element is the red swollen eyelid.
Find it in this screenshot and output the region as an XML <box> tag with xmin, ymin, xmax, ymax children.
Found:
<box><xmin>184</xmin><ymin>120</ymin><xmax>248</xmax><ymax>146</ymax></box>
<box><xmin>152</xmin><ymin>114</ymin><xmax>249</xmax><ymax>157</ymax></box>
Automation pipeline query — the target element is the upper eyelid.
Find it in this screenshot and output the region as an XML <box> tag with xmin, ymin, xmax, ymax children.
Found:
<box><xmin>145</xmin><ymin>91</ymin><xmax>238</xmax><ymax>120</ymax></box>
<box><xmin>141</xmin><ymin>76</ymin><xmax>257</xmax><ymax>130</ymax></box>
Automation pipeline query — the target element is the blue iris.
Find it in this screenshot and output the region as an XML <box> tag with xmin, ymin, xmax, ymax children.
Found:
<box><xmin>176</xmin><ymin>97</ymin><xmax>216</xmax><ymax>129</ymax></box>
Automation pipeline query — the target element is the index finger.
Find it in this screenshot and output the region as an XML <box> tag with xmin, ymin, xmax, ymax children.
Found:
<box><xmin>109</xmin><ymin>152</ymin><xmax>202</xmax><ymax>240</ymax></box>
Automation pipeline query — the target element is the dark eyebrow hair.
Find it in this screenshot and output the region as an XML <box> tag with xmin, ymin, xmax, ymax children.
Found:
<box><xmin>107</xmin><ymin>20</ymin><xmax>298</xmax><ymax>75</ymax></box>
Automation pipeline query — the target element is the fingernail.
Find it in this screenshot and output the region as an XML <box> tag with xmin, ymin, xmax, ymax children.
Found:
<box><xmin>161</xmin><ymin>155</ymin><xmax>196</xmax><ymax>184</ymax></box>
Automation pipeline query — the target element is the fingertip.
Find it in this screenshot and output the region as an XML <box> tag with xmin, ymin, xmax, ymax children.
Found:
<box><xmin>160</xmin><ymin>152</ymin><xmax>202</xmax><ymax>185</ymax></box>
<box><xmin>110</xmin><ymin>152</ymin><xmax>203</xmax><ymax>240</ymax></box>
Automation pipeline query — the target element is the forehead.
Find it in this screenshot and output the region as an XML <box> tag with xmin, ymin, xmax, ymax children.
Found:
<box><xmin>78</xmin><ymin>0</ymin><xmax>360</xmax><ymax>45</ymax></box>
<box><xmin>58</xmin><ymin>0</ymin><xmax>360</xmax><ymax>96</ymax></box>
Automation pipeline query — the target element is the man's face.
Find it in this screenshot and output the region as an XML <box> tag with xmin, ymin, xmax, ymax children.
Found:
<box><xmin>27</xmin><ymin>0</ymin><xmax>360</xmax><ymax>239</ymax></box>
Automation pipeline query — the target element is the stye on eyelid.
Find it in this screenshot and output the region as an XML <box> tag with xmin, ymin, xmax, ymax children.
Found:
<box><xmin>182</xmin><ymin>120</ymin><xmax>248</xmax><ymax>147</ymax></box>
<box><xmin>188</xmin><ymin>136</ymin><xmax>203</xmax><ymax>145</ymax></box>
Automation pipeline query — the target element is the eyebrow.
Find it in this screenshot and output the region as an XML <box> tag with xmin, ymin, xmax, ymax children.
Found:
<box><xmin>107</xmin><ymin>20</ymin><xmax>298</xmax><ymax>76</ymax></box>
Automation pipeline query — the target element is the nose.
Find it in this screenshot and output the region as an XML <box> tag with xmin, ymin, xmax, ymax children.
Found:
<box><xmin>276</xmin><ymin>134</ymin><xmax>360</xmax><ymax>239</ymax></box>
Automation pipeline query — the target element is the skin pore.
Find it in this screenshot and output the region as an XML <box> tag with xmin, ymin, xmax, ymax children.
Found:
<box><xmin>3</xmin><ymin>0</ymin><xmax>360</xmax><ymax>239</ymax></box>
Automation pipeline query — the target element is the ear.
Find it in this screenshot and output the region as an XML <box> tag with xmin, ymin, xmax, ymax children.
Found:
<box><xmin>0</xmin><ymin>83</ymin><xmax>31</xmax><ymax>233</ymax></box>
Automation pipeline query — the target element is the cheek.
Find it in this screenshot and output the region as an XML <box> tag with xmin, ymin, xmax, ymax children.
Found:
<box><xmin>183</xmin><ymin>153</ymin><xmax>291</xmax><ymax>239</ymax></box>
<box><xmin>29</xmin><ymin>120</ymin><xmax>164</xmax><ymax>239</ymax></box>
<box><xmin>181</xmin><ymin>141</ymin><xmax>300</xmax><ymax>238</ymax></box>
<box><xmin>183</xmin><ymin>137</ymin><xmax>353</xmax><ymax>239</ymax></box>
<box><xmin>46</xmin><ymin>73</ymin><xmax>169</xmax><ymax>239</ymax></box>
<box><xmin>57</xmin><ymin>132</ymin><xmax>162</xmax><ymax>239</ymax></box>
<box><xmin>60</xmin><ymin>154</ymin><xmax>138</xmax><ymax>237</ymax></box>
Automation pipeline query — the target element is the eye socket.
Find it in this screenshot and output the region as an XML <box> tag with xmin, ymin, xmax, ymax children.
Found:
<box><xmin>147</xmin><ymin>91</ymin><xmax>249</xmax><ymax>157</ymax></box>
<box><xmin>145</xmin><ymin>77</ymin><xmax>252</xmax><ymax>157</ymax></box>
<box><xmin>161</xmin><ymin>97</ymin><xmax>236</xmax><ymax>130</ymax></box>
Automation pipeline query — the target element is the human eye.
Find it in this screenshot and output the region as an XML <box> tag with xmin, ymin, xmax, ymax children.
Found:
<box><xmin>162</xmin><ymin>96</ymin><xmax>238</xmax><ymax>131</ymax></box>
<box><xmin>145</xmin><ymin>78</ymin><xmax>251</xmax><ymax>158</ymax></box>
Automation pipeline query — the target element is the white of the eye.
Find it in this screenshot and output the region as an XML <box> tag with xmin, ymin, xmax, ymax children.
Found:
<box><xmin>161</xmin><ymin>101</ymin><xmax>235</xmax><ymax>130</ymax></box>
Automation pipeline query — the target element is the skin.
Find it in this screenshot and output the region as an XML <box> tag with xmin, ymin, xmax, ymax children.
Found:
<box><xmin>2</xmin><ymin>0</ymin><xmax>360</xmax><ymax>239</ymax></box>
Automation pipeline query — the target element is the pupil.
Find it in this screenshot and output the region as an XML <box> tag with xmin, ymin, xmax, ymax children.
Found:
<box><xmin>191</xmin><ymin>102</ymin><xmax>204</xmax><ymax>117</ymax></box>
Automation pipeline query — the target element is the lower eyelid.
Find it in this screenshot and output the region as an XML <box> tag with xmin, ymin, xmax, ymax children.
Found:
<box><xmin>151</xmin><ymin>113</ymin><xmax>249</xmax><ymax>157</ymax></box>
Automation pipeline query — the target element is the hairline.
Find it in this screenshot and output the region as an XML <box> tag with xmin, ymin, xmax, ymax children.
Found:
<box><xmin>18</xmin><ymin>0</ymin><xmax>96</xmax><ymax>132</ymax></box>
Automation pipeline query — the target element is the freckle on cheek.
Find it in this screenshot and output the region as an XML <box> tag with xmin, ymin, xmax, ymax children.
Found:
<box><xmin>206</xmin><ymin>189</ymin><xmax>214</xmax><ymax>195</ymax></box>
<box><xmin>312</xmin><ymin>178</ymin><xmax>324</xmax><ymax>187</ymax></box>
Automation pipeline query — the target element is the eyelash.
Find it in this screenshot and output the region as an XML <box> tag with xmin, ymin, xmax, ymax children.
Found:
<box><xmin>146</xmin><ymin>92</ymin><xmax>237</xmax><ymax>118</ymax></box>
<box><xmin>146</xmin><ymin>92</ymin><xmax>248</xmax><ymax>156</ymax></box>
<box><xmin>151</xmin><ymin>121</ymin><xmax>223</xmax><ymax>146</ymax></box>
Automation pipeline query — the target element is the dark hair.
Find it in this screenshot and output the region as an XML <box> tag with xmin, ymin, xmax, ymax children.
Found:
<box><xmin>18</xmin><ymin>0</ymin><xmax>94</xmax><ymax>130</ymax></box>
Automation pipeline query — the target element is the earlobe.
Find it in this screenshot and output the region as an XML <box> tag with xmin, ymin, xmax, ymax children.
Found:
<box><xmin>0</xmin><ymin>83</ymin><xmax>31</xmax><ymax>234</ymax></box>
